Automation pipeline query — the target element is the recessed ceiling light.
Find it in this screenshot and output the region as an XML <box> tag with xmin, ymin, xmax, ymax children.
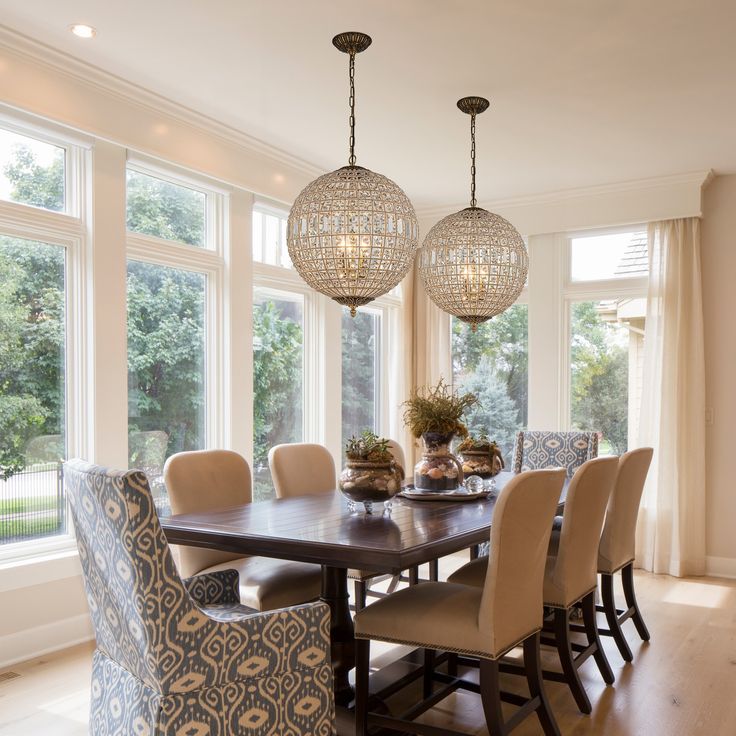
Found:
<box><xmin>69</xmin><ymin>24</ymin><xmax>96</xmax><ymax>39</ymax></box>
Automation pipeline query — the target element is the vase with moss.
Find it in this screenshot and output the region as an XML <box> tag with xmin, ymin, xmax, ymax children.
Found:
<box><xmin>403</xmin><ymin>379</ymin><xmax>478</xmax><ymax>492</ymax></box>
<box><xmin>457</xmin><ymin>434</ymin><xmax>504</xmax><ymax>479</ymax></box>
<box><xmin>339</xmin><ymin>430</ymin><xmax>404</xmax><ymax>513</ymax></box>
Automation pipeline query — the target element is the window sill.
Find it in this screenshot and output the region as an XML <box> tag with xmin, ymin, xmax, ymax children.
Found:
<box><xmin>0</xmin><ymin>541</ymin><xmax>81</xmax><ymax>593</ymax></box>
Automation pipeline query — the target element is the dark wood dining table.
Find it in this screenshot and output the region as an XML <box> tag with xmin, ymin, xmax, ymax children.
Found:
<box><xmin>160</xmin><ymin>471</ymin><xmax>566</xmax><ymax>707</ymax></box>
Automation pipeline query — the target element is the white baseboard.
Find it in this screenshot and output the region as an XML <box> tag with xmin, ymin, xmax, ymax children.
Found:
<box><xmin>0</xmin><ymin>612</ymin><xmax>94</xmax><ymax>670</ymax></box>
<box><xmin>706</xmin><ymin>556</ymin><xmax>736</xmax><ymax>579</ymax></box>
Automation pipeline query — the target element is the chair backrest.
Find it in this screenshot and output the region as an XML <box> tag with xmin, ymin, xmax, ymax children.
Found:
<box><xmin>164</xmin><ymin>449</ymin><xmax>252</xmax><ymax>577</ymax></box>
<box><xmin>549</xmin><ymin>456</ymin><xmax>620</xmax><ymax>606</ymax></box>
<box><xmin>512</xmin><ymin>430</ymin><xmax>598</xmax><ymax>478</ymax></box>
<box><xmin>386</xmin><ymin>439</ymin><xmax>406</xmax><ymax>475</ymax></box>
<box><xmin>64</xmin><ymin>459</ymin><xmax>196</xmax><ymax>689</ymax></box>
<box><xmin>598</xmin><ymin>447</ymin><xmax>654</xmax><ymax>573</ymax></box>
<box><xmin>268</xmin><ymin>443</ymin><xmax>336</xmax><ymax>498</ymax></box>
<box><xmin>479</xmin><ymin>468</ymin><xmax>566</xmax><ymax>657</ymax></box>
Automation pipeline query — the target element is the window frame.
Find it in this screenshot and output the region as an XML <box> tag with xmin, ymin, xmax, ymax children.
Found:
<box><xmin>561</xmin><ymin>226</ymin><xmax>648</xmax><ymax>436</ymax></box>
<box><xmin>125</xmin><ymin>155</ymin><xmax>226</xmax><ymax>252</ymax></box>
<box><xmin>252</xmin><ymin>282</ymin><xmax>308</xmax><ymax>451</ymax></box>
<box><xmin>125</xmin><ymin>155</ymin><xmax>229</xmax><ymax>460</ymax></box>
<box><xmin>252</xmin><ymin>201</ymin><xmax>291</xmax><ymax>268</ymax></box>
<box><xmin>0</xmin><ymin>117</ymin><xmax>91</xmax><ymax>564</ymax></box>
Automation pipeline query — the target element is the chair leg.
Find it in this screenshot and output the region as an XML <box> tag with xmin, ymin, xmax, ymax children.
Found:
<box><xmin>429</xmin><ymin>558</ymin><xmax>439</xmax><ymax>582</ymax></box>
<box><xmin>354</xmin><ymin>580</ymin><xmax>367</xmax><ymax>613</ymax></box>
<box><xmin>479</xmin><ymin>658</ymin><xmax>506</xmax><ymax>735</ymax></box>
<box><xmin>355</xmin><ymin>638</ymin><xmax>370</xmax><ymax>736</ymax></box>
<box><xmin>581</xmin><ymin>591</ymin><xmax>614</xmax><ymax>684</ymax></box>
<box><xmin>423</xmin><ymin>648</ymin><xmax>435</xmax><ymax>698</ymax></box>
<box><xmin>409</xmin><ymin>566</ymin><xmax>419</xmax><ymax>585</ymax></box>
<box><xmin>622</xmin><ymin>563</ymin><xmax>650</xmax><ymax>642</ymax></box>
<box><xmin>601</xmin><ymin>572</ymin><xmax>633</xmax><ymax>662</ymax></box>
<box><xmin>553</xmin><ymin>607</ymin><xmax>592</xmax><ymax>714</ymax></box>
<box><xmin>447</xmin><ymin>651</ymin><xmax>458</xmax><ymax>677</ymax></box>
<box><xmin>523</xmin><ymin>632</ymin><xmax>561</xmax><ymax>736</ymax></box>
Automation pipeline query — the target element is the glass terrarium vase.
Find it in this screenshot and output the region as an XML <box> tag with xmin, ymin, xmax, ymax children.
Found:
<box><xmin>459</xmin><ymin>446</ymin><xmax>504</xmax><ymax>479</ymax></box>
<box><xmin>339</xmin><ymin>460</ymin><xmax>404</xmax><ymax>513</ymax></box>
<box><xmin>413</xmin><ymin>432</ymin><xmax>464</xmax><ymax>491</ymax></box>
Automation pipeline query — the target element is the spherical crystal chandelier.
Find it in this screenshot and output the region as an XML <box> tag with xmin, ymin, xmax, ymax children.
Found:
<box><xmin>288</xmin><ymin>32</ymin><xmax>419</xmax><ymax>316</ymax></box>
<box><xmin>419</xmin><ymin>96</ymin><xmax>528</xmax><ymax>331</ymax></box>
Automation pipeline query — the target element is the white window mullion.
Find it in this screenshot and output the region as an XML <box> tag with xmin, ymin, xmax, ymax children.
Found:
<box><xmin>229</xmin><ymin>189</ymin><xmax>254</xmax><ymax>463</ymax></box>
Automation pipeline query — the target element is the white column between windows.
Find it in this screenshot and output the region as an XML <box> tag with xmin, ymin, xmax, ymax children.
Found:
<box><xmin>527</xmin><ymin>233</ymin><xmax>566</xmax><ymax>430</ymax></box>
<box><xmin>227</xmin><ymin>189</ymin><xmax>254</xmax><ymax>463</ymax></box>
<box><xmin>88</xmin><ymin>140</ymin><xmax>128</xmax><ymax>468</ymax></box>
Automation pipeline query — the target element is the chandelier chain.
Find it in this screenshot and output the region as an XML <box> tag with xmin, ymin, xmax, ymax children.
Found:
<box><xmin>349</xmin><ymin>51</ymin><xmax>356</xmax><ymax>166</ymax></box>
<box><xmin>470</xmin><ymin>112</ymin><xmax>477</xmax><ymax>208</ymax></box>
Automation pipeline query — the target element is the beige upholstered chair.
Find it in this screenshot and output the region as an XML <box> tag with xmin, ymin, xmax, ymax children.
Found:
<box><xmin>597</xmin><ymin>447</ymin><xmax>654</xmax><ymax>661</ymax></box>
<box><xmin>450</xmin><ymin>456</ymin><xmax>619</xmax><ymax>714</ymax></box>
<box><xmin>268</xmin><ymin>443</ymin><xmax>337</xmax><ymax>497</ymax></box>
<box><xmin>513</xmin><ymin>430</ymin><xmax>598</xmax><ymax>477</ymax></box>
<box><xmin>268</xmin><ymin>441</ymin><xmax>404</xmax><ymax>611</ymax></box>
<box><xmin>164</xmin><ymin>449</ymin><xmax>321</xmax><ymax>611</ymax></box>
<box><xmin>354</xmin><ymin>468</ymin><xmax>566</xmax><ymax>736</ymax></box>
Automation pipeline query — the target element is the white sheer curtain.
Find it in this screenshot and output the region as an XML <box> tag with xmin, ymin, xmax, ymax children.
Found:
<box><xmin>636</xmin><ymin>218</ymin><xmax>706</xmax><ymax>577</ymax></box>
<box><xmin>397</xmin><ymin>257</ymin><xmax>451</xmax><ymax>467</ymax></box>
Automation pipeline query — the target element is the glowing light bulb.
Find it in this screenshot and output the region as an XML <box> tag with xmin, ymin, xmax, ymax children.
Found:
<box><xmin>69</xmin><ymin>24</ymin><xmax>96</xmax><ymax>39</ymax></box>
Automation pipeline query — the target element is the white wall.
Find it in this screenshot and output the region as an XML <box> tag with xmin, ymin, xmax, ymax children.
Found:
<box><xmin>701</xmin><ymin>175</ymin><xmax>736</xmax><ymax>576</ymax></box>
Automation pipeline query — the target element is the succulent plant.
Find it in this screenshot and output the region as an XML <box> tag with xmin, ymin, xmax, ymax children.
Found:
<box><xmin>402</xmin><ymin>378</ymin><xmax>478</xmax><ymax>439</ymax></box>
<box><xmin>345</xmin><ymin>430</ymin><xmax>394</xmax><ymax>463</ymax></box>
<box><xmin>457</xmin><ymin>433</ymin><xmax>499</xmax><ymax>453</ymax></box>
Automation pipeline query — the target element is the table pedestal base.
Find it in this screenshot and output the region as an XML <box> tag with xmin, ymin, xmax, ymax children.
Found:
<box><xmin>321</xmin><ymin>565</ymin><xmax>356</xmax><ymax>706</ymax></box>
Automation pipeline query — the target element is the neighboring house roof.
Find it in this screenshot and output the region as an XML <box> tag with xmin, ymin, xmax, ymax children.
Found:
<box><xmin>614</xmin><ymin>231</ymin><xmax>648</xmax><ymax>278</ymax></box>
<box><xmin>597</xmin><ymin>231</ymin><xmax>648</xmax><ymax>323</ymax></box>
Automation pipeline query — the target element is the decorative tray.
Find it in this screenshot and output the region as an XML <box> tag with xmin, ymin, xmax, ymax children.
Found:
<box><xmin>398</xmin><ymin>487</ymin><xmax>491</xmax><ymax>502</ymax></box>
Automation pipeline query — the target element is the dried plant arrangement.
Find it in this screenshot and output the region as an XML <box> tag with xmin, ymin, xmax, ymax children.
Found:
<box><xmin>402</xmin><ymin>378</ymin><xmax>478</xmax><ymax>439</ymax></box>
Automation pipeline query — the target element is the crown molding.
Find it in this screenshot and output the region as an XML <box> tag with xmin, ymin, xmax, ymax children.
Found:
<box><xmin>415</xmin><ymin>170</ymin><xmax>713</xmax><ymax>220</ymax></box>
<box><xmin>0</xmin><ymin>24</ymin><xmax>325</xmax><ymax>181</ymax></box>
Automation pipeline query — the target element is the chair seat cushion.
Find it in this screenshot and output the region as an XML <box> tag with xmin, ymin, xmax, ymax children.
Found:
<box><xmin>354</xmin><ymin>581</ymin><xmax>498</xmax><ymax>658</ymax></box>
<box><xmin>203</xmin><ymin>556</ymin><xmax>322</xmax><ymax>611</ymax></box>
<box><xmin>448</xmin><ymin>545</ymin><xmax>595</xmax><ymax>610</ymax></box>
<box><xmin>447</xmin><ymin>556</ymin><xmax>487</xmax><ymax>587</ymax></box>
<box><xmin>200</xmin><ymin>602</ymin><xmax>259</xmax><ymax>621</ymax></box>
<box><xmin>348</xmin><ymin>569</ymin><xmax>384</xmax><ymax>581</ymax></box>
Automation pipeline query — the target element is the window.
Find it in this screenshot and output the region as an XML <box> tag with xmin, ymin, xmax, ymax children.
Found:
<box><xmin>0</xmin><ymin>128</ymin><xmax>65</xmax><ymax>212</ymax></box>
<box><xmin>126</xmin><ymin>168</ymin><xmax>207</xmax><ymax>247</ymax></box>
<box><xmin>571</xmin><ymin>231</ymin><xmax>648</xmax><ymax>281</ymax></box>
<box><xmin>0</xmin><ymin>236</ymin><xmax>67</xmax><ymax>545</ymax></box>
<box><xmin>252</xmin><ymin>207</ymin><xmax>292</xmax><ymax>268</ymax></box>
<box><xmin>125</xmin><ymin>161</ymin><xmax>225</xmax><ymax>510</ymax></box>
<box><xmin>451</xmin><ymin>304</ymin><xmax>528</xmax><ymax>464</ymax></box>
<box><xmin>566</xmin><ymin>228</ymin><xmax>648</xmax><ymax>453</ymax></box>
<box><xmin>342</xmin><ymin>308</ymin><xmax>381</xmax><ymax>447</ymax></box>
<box><xmin>569</xmin><ymin>301</ymin><xmax>636</xmax><ymax>454</ymax></box>
<box><xmin>252</xmin><ymin>289</ymin><xmax>304</xmax><ymax>501</ymax></box>
<box><xmin>127</xmin><ymin>261</ymin><xmax>207</xmax><ymax>507</ymax></box>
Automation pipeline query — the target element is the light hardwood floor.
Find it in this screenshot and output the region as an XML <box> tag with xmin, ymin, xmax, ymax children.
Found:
<box><xmin>1</xmin><ymin>568</ymin><xmax>735</xmax><ymax>735</ymax></box>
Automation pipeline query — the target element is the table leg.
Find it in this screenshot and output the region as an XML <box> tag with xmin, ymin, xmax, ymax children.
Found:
<box><xmin>321</xmin><ymin>565</ymin><xmax>355</xmax><ymax>706</ymax></box>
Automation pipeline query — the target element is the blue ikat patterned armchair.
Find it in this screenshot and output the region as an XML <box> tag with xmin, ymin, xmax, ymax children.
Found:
<box><xmin>64</xmin><ymin>459</ymin><xmax>335</xmax><ymax>736</ymax></box>
<box><xmin>512</xmin><ymin>431</ymin><xmax>599</xmax><ymax>479</ymax></box>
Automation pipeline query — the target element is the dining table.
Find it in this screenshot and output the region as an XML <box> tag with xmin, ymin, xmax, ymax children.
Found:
<box><xmin>160</xmin><ymin>470</ymin><xmax>567</xmax><ymax>709</ymax></box>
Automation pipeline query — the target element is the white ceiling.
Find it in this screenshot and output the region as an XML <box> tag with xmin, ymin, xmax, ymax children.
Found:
<box><xmin>1</xmin><ymin>0</ymin><xmax>735</xmax><ymax>209</ymax></box>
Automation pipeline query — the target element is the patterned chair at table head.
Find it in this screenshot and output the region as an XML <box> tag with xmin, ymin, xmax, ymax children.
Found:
<box><xmin>512</xmin><ymin>430</ymin><xmax>598</xmax><ymax>478</ymax></box>
<box><xmin>64</xmin><ymin>458</ymin><xmax>335</xmax><ymax>735</ymax></box>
